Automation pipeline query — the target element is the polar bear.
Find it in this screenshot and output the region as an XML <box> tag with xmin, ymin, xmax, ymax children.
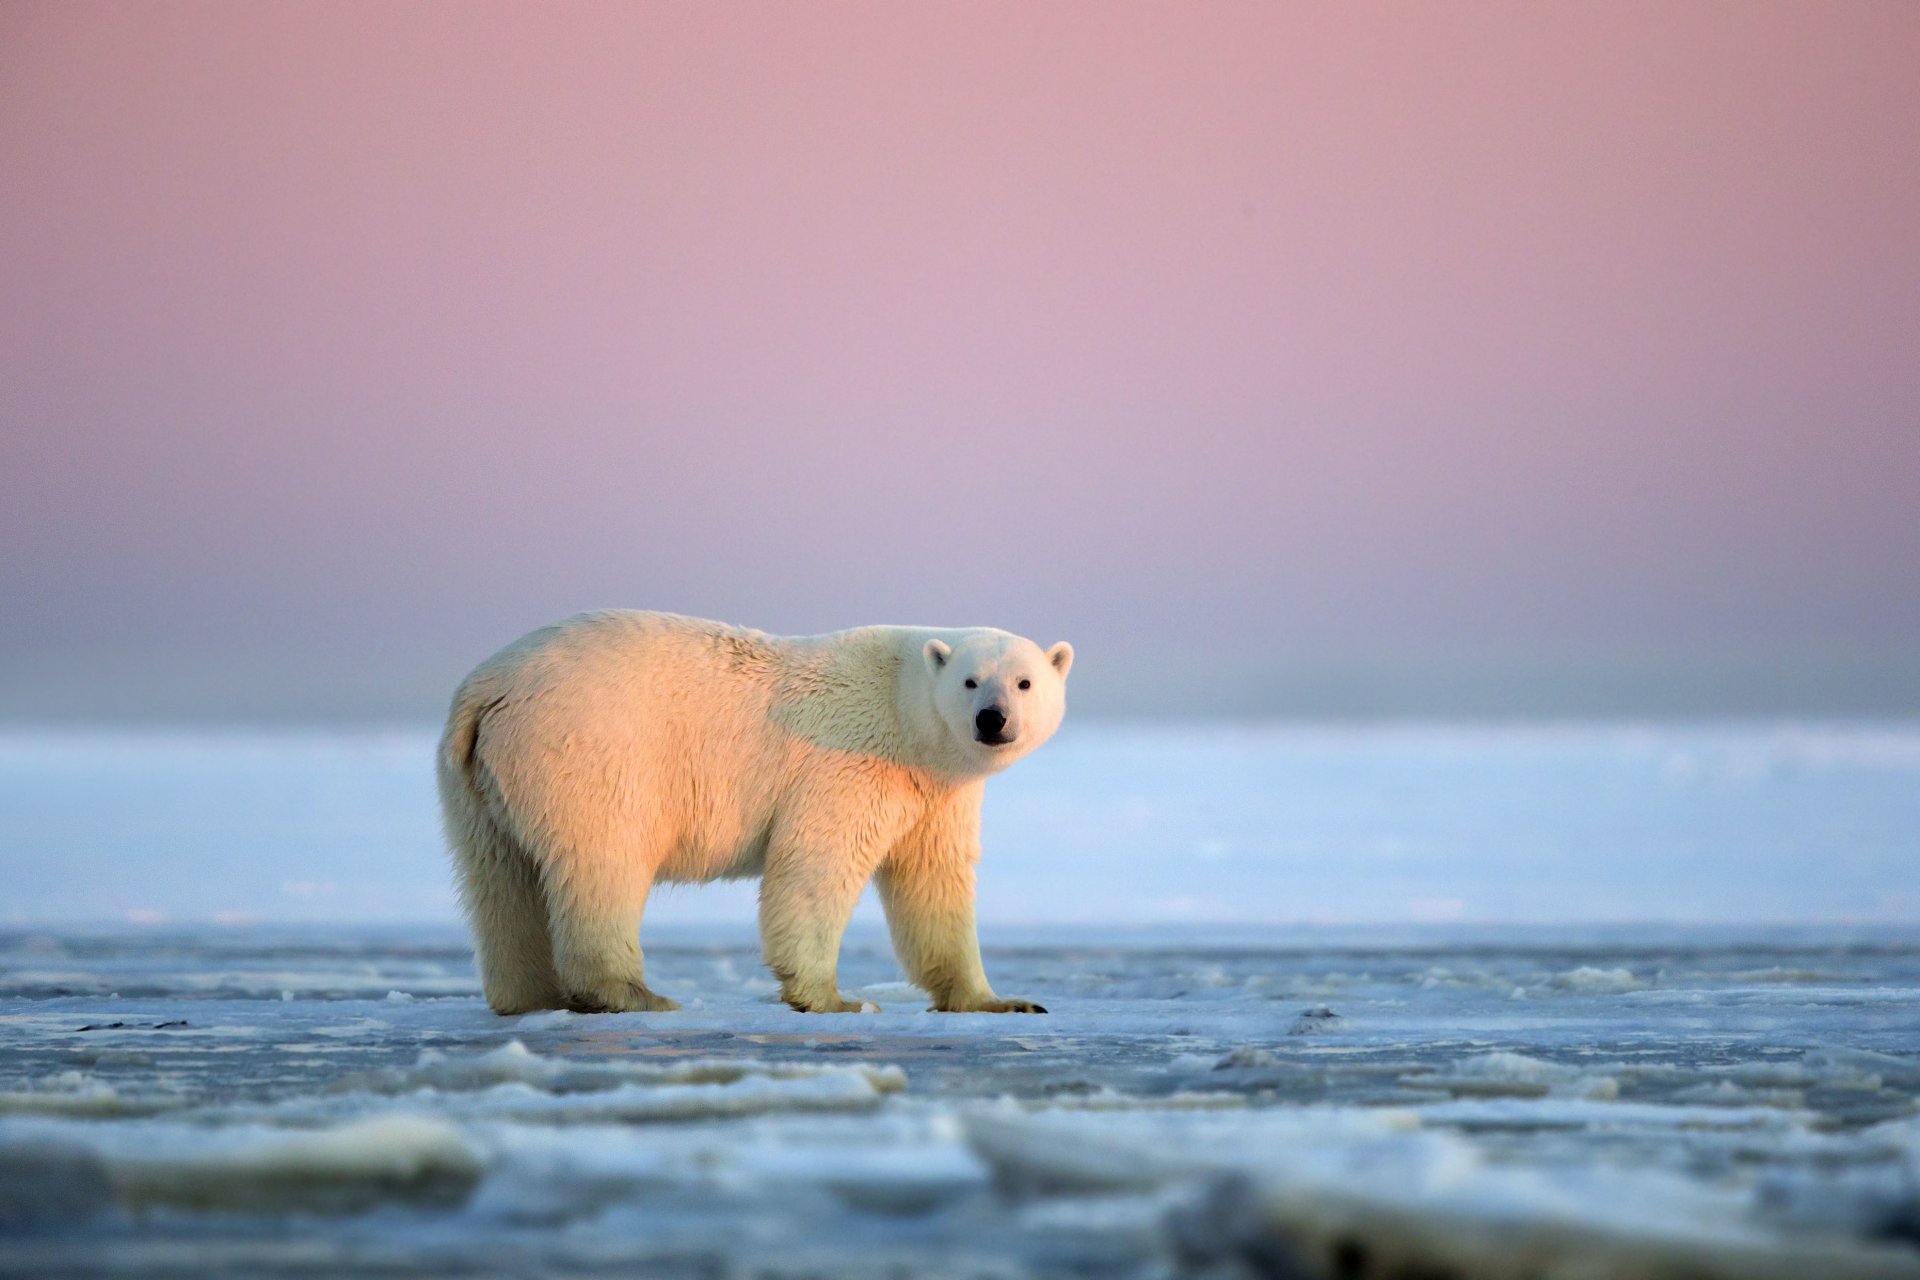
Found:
<box><xmin>437</xmin><ymin>610</ymin><xmax>1072</xmax><ymax>1015</ymax></box>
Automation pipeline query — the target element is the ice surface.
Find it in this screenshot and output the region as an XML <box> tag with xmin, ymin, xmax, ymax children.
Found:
<box><xmin>1</xmin><ymin>924</ymin><xmax>1916</xmax><ymax>1277</ymax></box>
<box><xmin>1</xmin><ymin>723</ymin><xmax>1917</xmax><ymax>1275</ymax></box>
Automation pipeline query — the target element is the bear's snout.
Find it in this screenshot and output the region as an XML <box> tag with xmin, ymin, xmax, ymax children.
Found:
<box><xmin>974</xmin><ymin>706</ymin><xmax>1012</xmax><ymax>744</ymax></box>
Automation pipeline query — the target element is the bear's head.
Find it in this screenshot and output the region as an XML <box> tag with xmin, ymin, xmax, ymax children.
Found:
<box><xmin>921</xmin><ymin>630</ymin><xmax>1073</xmax><ymax>774</ymax></box>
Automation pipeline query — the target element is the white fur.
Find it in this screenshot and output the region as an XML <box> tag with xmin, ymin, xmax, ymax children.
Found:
<box><xmin>437</xmin><ymin>610</ymin><xmax>1072</xmax><ymax>1015</ymax></box>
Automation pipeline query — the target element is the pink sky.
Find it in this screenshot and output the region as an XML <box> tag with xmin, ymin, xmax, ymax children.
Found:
<box><xmin>3</xmin><ymin>2</ymin><xmax>1917</xmax><ymax>719</ymax></box>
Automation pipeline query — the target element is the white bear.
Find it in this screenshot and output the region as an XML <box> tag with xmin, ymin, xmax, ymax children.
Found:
<box><xmin>437</xmin><ymin>610</ymin><xmax>1072</xmax><ymax>1015</ymax></box>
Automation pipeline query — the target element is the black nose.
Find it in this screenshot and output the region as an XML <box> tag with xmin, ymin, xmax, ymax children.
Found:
<box><xmin>974</xmin><ymin>707</ymin><xmax>1007</xmax><ymax>738</ymax></box>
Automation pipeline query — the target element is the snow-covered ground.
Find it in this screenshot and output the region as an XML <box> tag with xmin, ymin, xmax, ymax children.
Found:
<box><xmin>4</xmin><ymin>721</ymin><xmax>1919</xmax><ymax>926</ymax></box>
<box><xmin>1</xmin><ymin>724</ymin><xmax>1917</xmax><ymax>1276</ymax></box>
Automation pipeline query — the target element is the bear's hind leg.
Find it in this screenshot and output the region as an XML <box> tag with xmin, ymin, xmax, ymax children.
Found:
<box><xmin>453</xmin><ymin>821</ymin><xmax>565</xmax><ymax>1015</ymax></box>
<box><xmin>544</xmin><ymin>863</ymin><xmax>679</xmax><ymax>1013</ymax></box>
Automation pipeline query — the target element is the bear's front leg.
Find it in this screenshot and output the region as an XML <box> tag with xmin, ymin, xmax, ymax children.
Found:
<box><xmin>758</xmin><ymin>787</ymin><xmax>911</xmax><ymax>1013</ymax></box>
<box><xmin>876</xmin><ymin>785</ymin><xmax>1047</xmax><ymax>1015</ymax></box>
<box><xmin>759</xmin><ymin>861</ymin><xmax>872</xmax><ymax>1012</ymax></box>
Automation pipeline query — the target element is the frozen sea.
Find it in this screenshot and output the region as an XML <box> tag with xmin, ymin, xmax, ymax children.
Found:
<box><xmin>2</xmin><ymin>723</ymin><xmax>1918</xmax><ymax>1278</ymax></box>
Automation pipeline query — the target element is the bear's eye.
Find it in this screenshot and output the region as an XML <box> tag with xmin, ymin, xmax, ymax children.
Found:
<box><xmin>1018</xmin><ymin>679</ymin><xmax>1032</xmax><ymax>690</ymax></box>
<box><xmin>964</xmin><ymin>679</ymin><xmax>977</xmax><ymax>689</ymax></box>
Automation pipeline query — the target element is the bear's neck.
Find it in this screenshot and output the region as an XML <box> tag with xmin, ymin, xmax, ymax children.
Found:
<box><xmin>768</xmin><ymin>631</ymin><xmax>970</xmax><ymax>786</ymax></box>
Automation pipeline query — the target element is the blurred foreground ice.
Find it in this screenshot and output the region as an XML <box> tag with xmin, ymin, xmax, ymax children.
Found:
<box><xmin>2</xmin><ymin>925</ymin><xmax>1917</xmax><ymax>1278</ymax></box>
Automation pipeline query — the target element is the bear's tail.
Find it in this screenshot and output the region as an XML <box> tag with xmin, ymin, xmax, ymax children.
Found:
<box><xmin>439</xmin><ymin>684</ymin><xmax>484</xmax><ymax>780</ymax></box>
<box><xmin>436</xmin><ymin>676</ymin><xmax>522</xmax><ymax>907</ymax></box>
<box><xmin>437</xmin><ymin>675</ymin><xmax>504</xmax><ymax>806</ymax></box>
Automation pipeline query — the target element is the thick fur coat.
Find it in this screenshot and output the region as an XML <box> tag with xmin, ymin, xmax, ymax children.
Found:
<box><xmin>438</xmin><ymin>610</ymin><xmax>1071</xmax><ymax>1014</ymax></box>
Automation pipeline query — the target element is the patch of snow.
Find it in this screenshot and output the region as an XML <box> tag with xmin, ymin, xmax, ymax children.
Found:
<box><xmin>1551</xmin><ymin>966</ymin><xmax>1647</xmax><ymax>993</ymax></box>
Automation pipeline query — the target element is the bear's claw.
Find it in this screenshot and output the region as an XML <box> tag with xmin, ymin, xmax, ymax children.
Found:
<box><xmin>786</xmin><ymin>996</ymin><xmax>880</xmax><ymax>1013</ymax></box>
<box><xmin>563</xmin><ymin>983</ymin><xmax>680</xmax><ymax>1014</ymax></box>
<box><xmin>934</xmin><ymin>997</ymin><xmax>1048</xmax><ymax>1013</ymax></box>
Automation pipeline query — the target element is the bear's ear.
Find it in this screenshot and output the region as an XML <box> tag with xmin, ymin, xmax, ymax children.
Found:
<box><xmin>1047</xmin><ymin>641</ymin><xmax>1074</xmax><ymax>680</ymax></box>
<box><xmin>923</xmin><ymin>638</ymin><xmax>952</xmax><ymax>673</ymax></box>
